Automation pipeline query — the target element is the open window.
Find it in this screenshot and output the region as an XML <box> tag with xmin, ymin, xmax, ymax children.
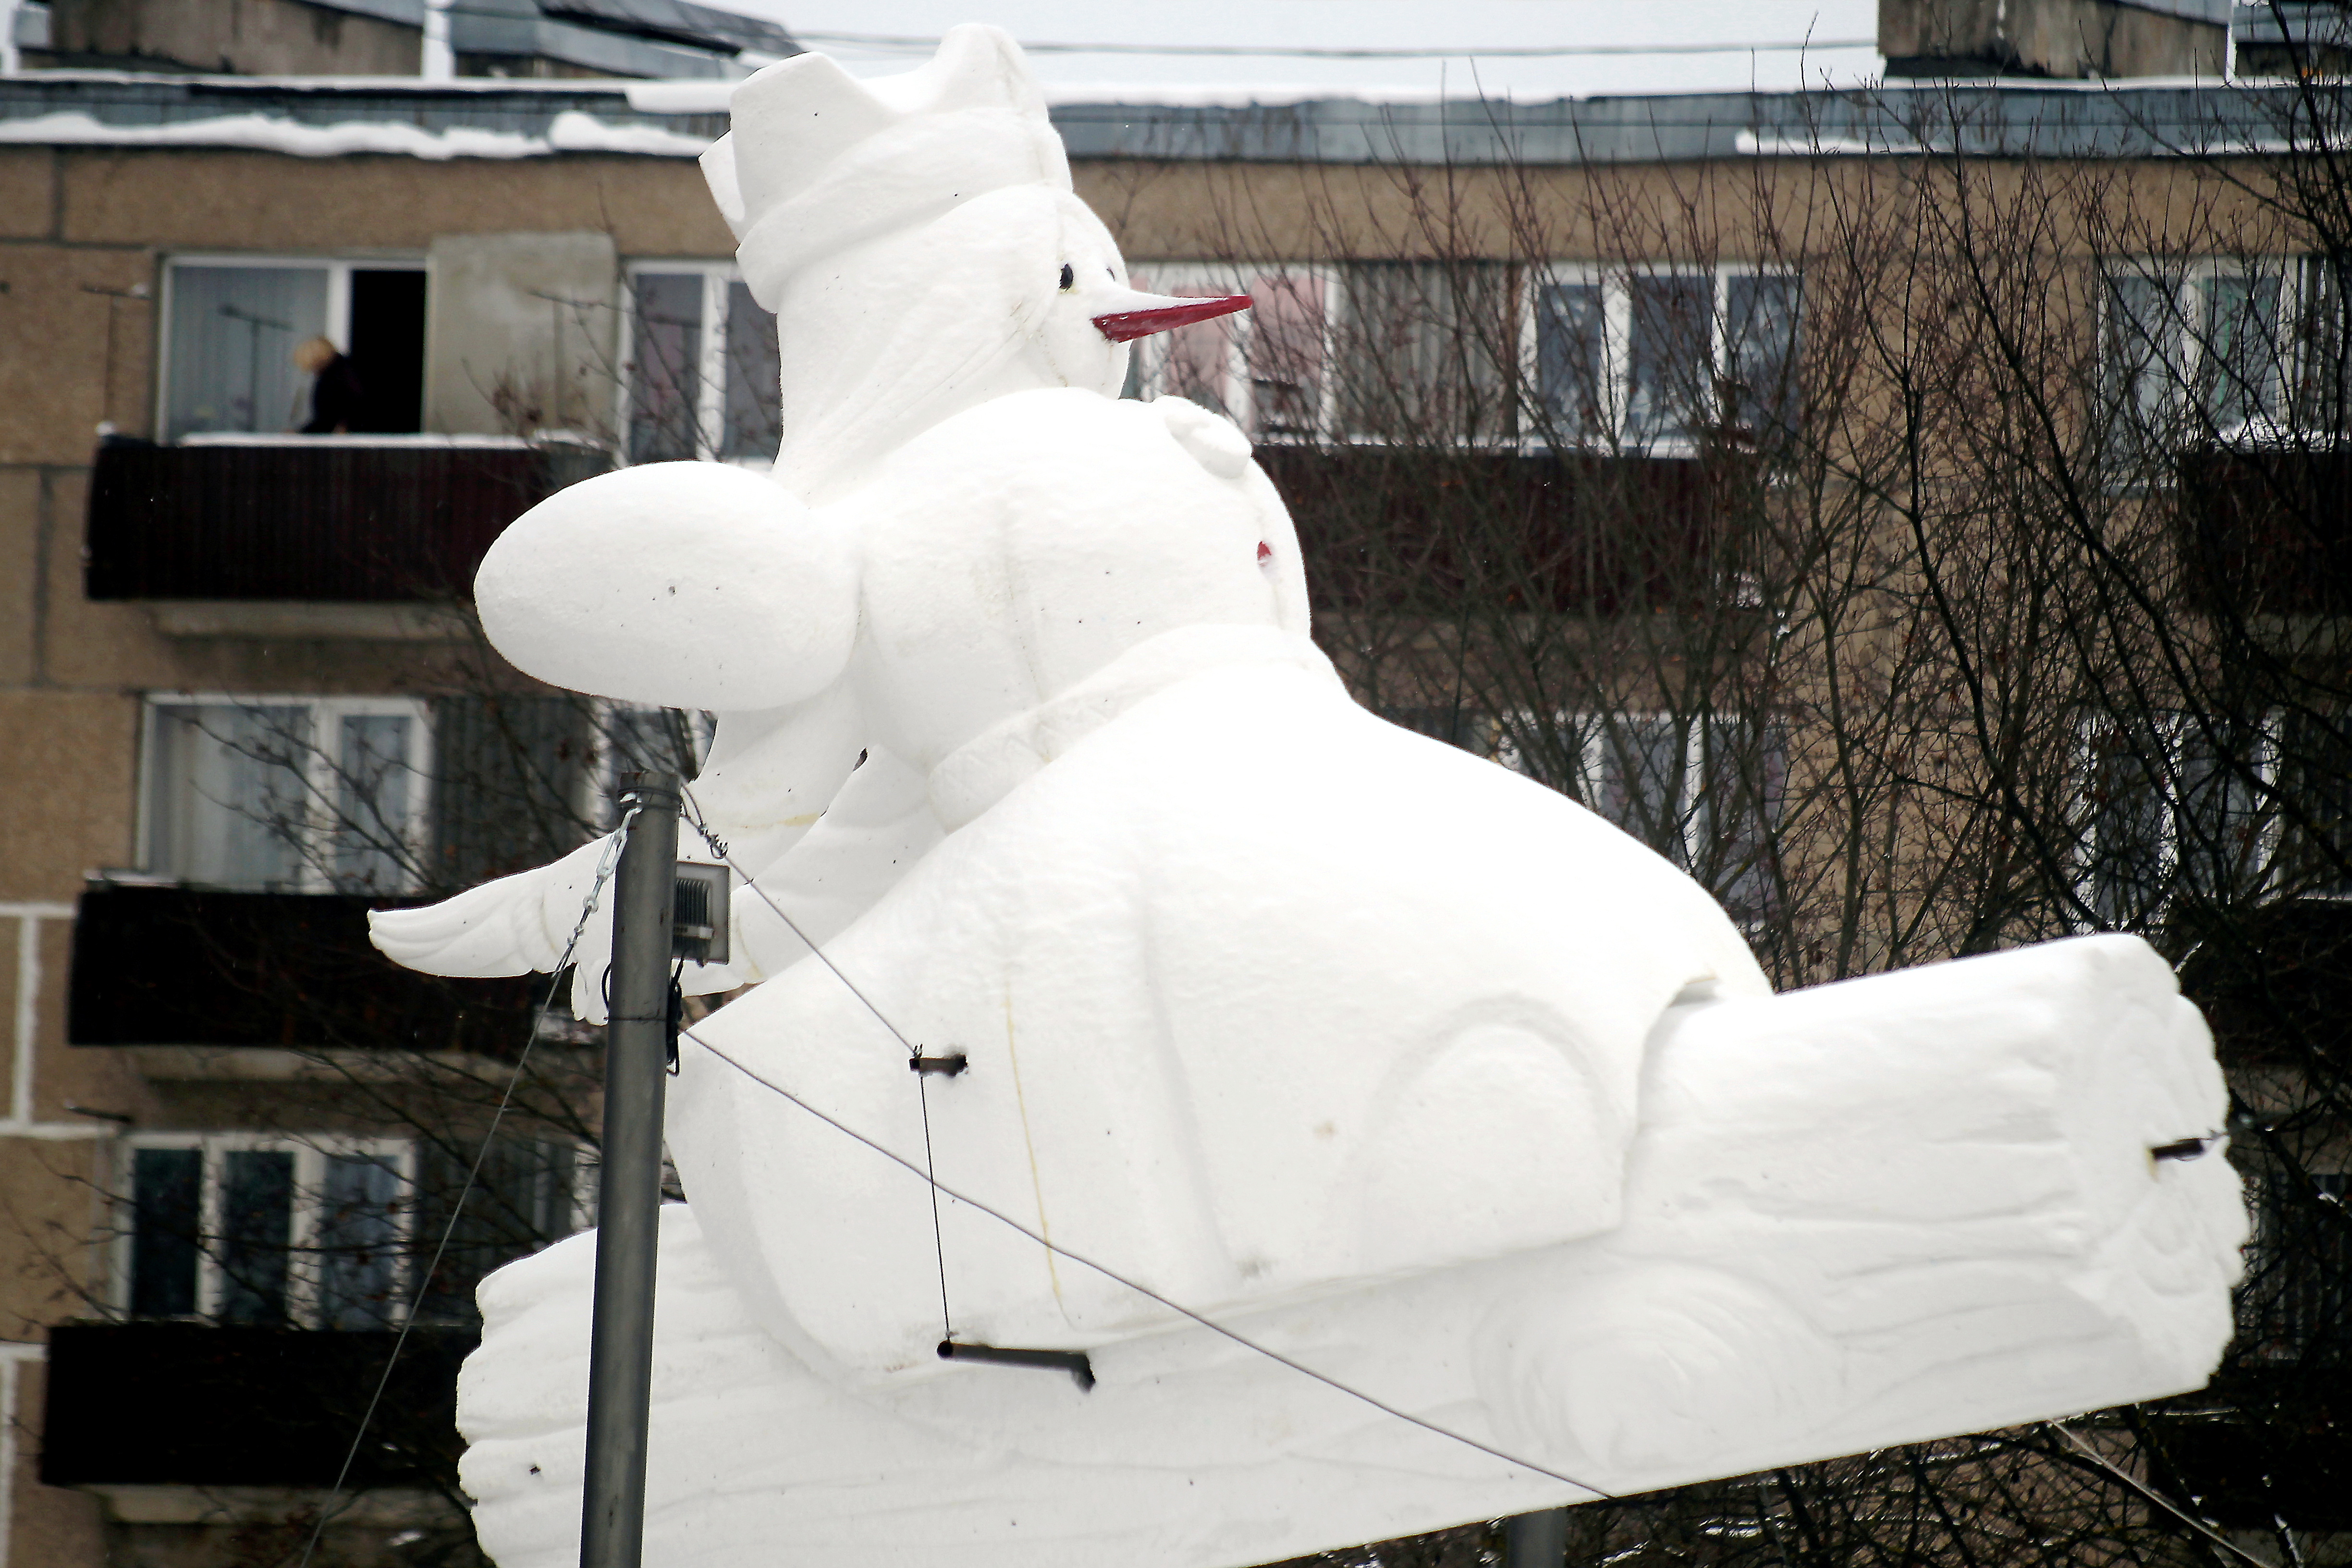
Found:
<box><xmin>160</xmin><ymin>257</ymin><xmax>427</xmax><ymax>442</ymax></box>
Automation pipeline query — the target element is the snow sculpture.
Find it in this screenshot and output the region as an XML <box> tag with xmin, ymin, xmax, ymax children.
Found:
<box><xmin>370</xmin><ymin>26</ymin><xmax>2248</xmax><ymax>1568</ymax></box>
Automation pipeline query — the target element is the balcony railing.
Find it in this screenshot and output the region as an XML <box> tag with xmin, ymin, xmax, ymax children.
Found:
<box><xmin>2177</xmin><ymin>445</ymin><xmax>2352</xmax><ymax>618</ymax></box>
<box><xmin>68</xmin><ymin>883</ymin><xmax>539</xmax><ymax>1054</ymax></box>
<box><xmin>1259</xmin><ymin>449</ymin><xmax>1750</xmax><ymax>616</ymax></box>
<box><xmin>2143</xmin><ymin>1369</ymin><xmax>2352</xmax><ymax>1531</ymax></box>
<box><xmin>85</xmin><ymin>434</ymin><xmax>608</xmax><ymax>602</ymax></box>
<box><xmin>40</xmin><ymin>1322</ymin><xmax>473</xmax><ymax>1489</ymax></box>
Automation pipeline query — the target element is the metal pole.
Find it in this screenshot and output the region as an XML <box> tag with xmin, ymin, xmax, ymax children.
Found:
<box><xmin>1502</xmin><ymin>1507</ymin><xmax>1571</xmax><ymax>1568</ymax></box>
<box><xmin>580</xmin><ymin>773</ymin><xmax>678</xmax><ymax>1568</ymax></box>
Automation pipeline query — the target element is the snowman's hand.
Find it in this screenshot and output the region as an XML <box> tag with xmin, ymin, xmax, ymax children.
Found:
<box><xmin>1152</xmin><ymin>395</ymin><xmax>1255</xmax><ymax>482</ymax></box>
<box><xmin>1149</xmin><ymin>395</ymin><xmax>1312</xmax><ymax>637</ymax></box>
<box><xmin>368</xmin><ymin>835</ymin><xmax>618</xmax><ymax>980</ymax></box>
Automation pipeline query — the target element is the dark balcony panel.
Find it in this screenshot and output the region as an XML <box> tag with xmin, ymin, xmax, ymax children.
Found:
<box><xmin>68</xmin><ymin>885</ymin><xmax>538</xmax><ymax>1053</ymax></box>
<box><xmin>2174</xmin><ymin>899</ymin><xmax>2352</xmax><ymax>1069</ymax></box>
<box><xmin>40</xmin><ymin>1322</ymin><xmax>474</xmax><ymax>1489</ymax></box>
<box><xmin>2178</xmin><ymin>447</ymin><xmax>2352</xmax><ymax>618</ymax></box>
<box><xmin>2145</xmin><ymin>1372</ymin><xmax>2352</xmax><ymax>1531</ymax></box>
<box><xmin>1257</xmin><ymin>449</ymin><xmax>1746</xmax><ymax>617</ymax></box>
<box><xmin>85</xmin><ymin>439</ymin><xmax>609</xmax><ymax>602</ymax></box>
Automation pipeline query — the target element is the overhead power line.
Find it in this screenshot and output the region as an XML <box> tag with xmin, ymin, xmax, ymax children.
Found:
<box><xmin>791</xmin><ymin>31</ymin><xmax>1877</xmax><ymax>59</ymax></box>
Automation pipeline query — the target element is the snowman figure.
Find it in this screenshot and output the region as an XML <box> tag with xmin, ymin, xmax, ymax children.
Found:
<box><xmin>372</xmin><ymin>28</ymin><xmax>2246</xmax><ymax>1568</ymax></box>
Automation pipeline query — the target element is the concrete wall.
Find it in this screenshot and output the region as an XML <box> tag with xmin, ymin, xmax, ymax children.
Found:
<box><xmin>44</xmin><ymin>0</ymin><xmax>423</xmax><ymax>76</ymax></box>
<box><xmin>1880</xmin><ymin>0</ymin><xmax>2230</xmax><ymax>77</ymax></box>
<box><xmin>424</xmin><ymin>230</ymin><xmax>619</xmax><ymax>437</ymax></box>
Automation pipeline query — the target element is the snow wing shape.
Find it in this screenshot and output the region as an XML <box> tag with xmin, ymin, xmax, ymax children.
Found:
<box><xmin>475</xmin><ymin>461</ymin><xmax>855</xmax><ymax>712</ymax></box>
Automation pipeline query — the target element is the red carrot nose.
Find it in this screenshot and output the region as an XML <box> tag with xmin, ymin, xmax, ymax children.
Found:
<box><xmin>1257</xmin><ymin>541</ymin><xmax>1272</xmax><ymax>562</ymax></box>
<box><xmin>1092</xmin><ymin>294</ymin><xmax>1253</xmax><ymax>343</ymax></box>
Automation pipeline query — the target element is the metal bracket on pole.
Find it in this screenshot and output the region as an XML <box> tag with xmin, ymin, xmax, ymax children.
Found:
<box><xmin>580</xmin><ymin>771</ymin><xmax>680</xmax><ymax>1568</ymax></box>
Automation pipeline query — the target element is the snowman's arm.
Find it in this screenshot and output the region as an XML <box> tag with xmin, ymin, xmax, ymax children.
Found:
<box><xmin>367</xmin><ymin>833</ymin><xmax>619</xmax><ymax>979</ymax></box>
<box><xmin>1149</xmin><ymin>397</ymin><xmax>1310</xmax><ymax>637</ymax></box>
<box><xmin>719</xmin><ymin>746</ymin><xmax>941</xmax><ymax>986</ymax></box>
<box><xmin>372</xmin><ymin>686</ymin><xmax>866</xmax><ymax>1020</ymax></box>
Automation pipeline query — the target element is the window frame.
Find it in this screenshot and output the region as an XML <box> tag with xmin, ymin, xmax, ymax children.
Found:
<box><xmin>2101</xmin><ymin>253</ymin><xmax>2319</xmax><ymax>453</ymax></box>
<box><xmin>1124</xmin><ymin>261</ymin><xmax>1347</xmax><ymax>444</ymax></box>
<box><xmin>113</xmin><ymin>1132</ymin><xmax>418</xmax><ymax>1329</ymax></box>
<box><xmin>1523</xmin><ymin>260</ymin><xmax>1802</xmax><ymax>455</ymax></box>
<box><xmin>1123</xmin><ymin>258</ymin><xmax>1798</xmax><ymax>454</ymax></box>
<box><xmin>2071</xmin><ymin>709</ymin><xmax>2283</xmax><ymax>928</ymax></box>
<box><xmin>616</xmin><ymin>258</ymin><xmax>778</xmax><ymax>467</ymax></box>
<box><xmin>136</xmin><ymin>692</ymin><xmax>435</xmax><ymax>894</ymax></box>
<box><xmin>155</xmin><ymin>253</ymin><xmax>427</xmax><ymax>444</ymax></box>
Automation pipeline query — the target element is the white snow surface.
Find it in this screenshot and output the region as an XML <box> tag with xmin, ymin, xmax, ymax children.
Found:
<box><xmin>362</xmin><ymin>26</ymin><xmax>2251</xmax><ymax>1568</ymax></box>
<box><xmin>458</xmin><ymin>937</ymin><xmax>2243</xmax><ymax>1568</ymax></box>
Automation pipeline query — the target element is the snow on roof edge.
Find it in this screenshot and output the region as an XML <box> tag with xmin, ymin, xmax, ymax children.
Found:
<box><xmin>0</xmin><ymin>108</ymin><xmax>714</xmax><ymax>159</ymax></box>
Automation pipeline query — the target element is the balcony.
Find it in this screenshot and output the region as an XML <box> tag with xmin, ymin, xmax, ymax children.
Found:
<box><xmin>40</xmin><ymin>1322</ymin><xmax>473</xmax><ymax>1489</ymax></box>
<box><xmin>68</xmin><ymin>883</ymin><xmax>539</xmax><ymax>1054</ymax></box>
<box><xmin>2176</xmin><ymin>446</ymin><xmax>2352</xmax><ymax>620</ymax></box>
<box><xmin>2144</xmin><ymin>1370</ymin><xmax>2352</xmax><ymax>1531</ymax></box>
<box><xmin>85</xmin><ymin>434</ymin><xmax>608</xmax><ymax>603</ymax></box>
<box><xmin>1258</xmin><ymin>448</ymin><xmax>1750</xmax><ymax>616</ymax></box>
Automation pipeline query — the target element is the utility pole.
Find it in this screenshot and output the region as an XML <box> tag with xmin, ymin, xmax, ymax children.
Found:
<box><xmin>1502</xmin><ymin>1507</ymin><xmax>1570</xmax><ymax>1568</ymax></box>
<box><xmin>580</xmin><ymin>772</ymin><xmax>679</xmax><ymax>1568</ymax></box>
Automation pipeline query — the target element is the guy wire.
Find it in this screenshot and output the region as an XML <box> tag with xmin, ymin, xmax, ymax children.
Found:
<box><xmin>675</xmin><ymin>786</ymin><xmax>1613</xmax><ymax>1498</ymax></box>
<box><xmin>682</xmin><ymin>1025</ymin><xmax>1613</xmax><ymax>1500</ymax></box>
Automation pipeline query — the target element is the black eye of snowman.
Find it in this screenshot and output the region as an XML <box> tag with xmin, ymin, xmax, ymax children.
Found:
<box><xmin>1058</xmin><ymin>263</ymin><xmax>1075</xmax><ymax>291</ymax></box>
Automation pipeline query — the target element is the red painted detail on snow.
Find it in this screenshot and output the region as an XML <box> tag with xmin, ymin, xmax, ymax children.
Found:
<box><xmin>1092</xmin><ymin>294</ymin><xmax>1253</xmax><ymax>343</ymax></box>
<box><xmin>1257</xmin><ymin>541</ymin><xmax>1273</xmax><ymax>563</ymax></box>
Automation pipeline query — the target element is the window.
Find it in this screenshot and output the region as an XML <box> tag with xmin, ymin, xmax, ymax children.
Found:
<box><xmin>2236</xmin><ymin>1171</ymin><xmax>2352</xmax><ymax>1365</ymax></box>
<box><xmin>588</xmin><ymin>701</ymin><xmax>714</xmax><ymax>828</ymax></box>
<box><xmin>1127</xmin><ymin>259</ymin><xmax>1799</xmax><ymax>452</ymax></box>
<box><xmin>120</xmin><ymin>1135</ymin><xmax>580</xmax><ymax>1330</ymax></box>
<box><xmin>160</xmin><ymin>257</ymin><xmax>427</xmax><ymax>442</ymax></box>
<box><xmin>1127</xmin><ymin>265</ymin><xmax>1335</xmax><ymax>442</ymax></box>
<box><xmin>1130</xmin><ymin>261</ymin><xmax>1516</xmax><ymax>443</ymax></box>
<box><xmin>2104</xmin><ymin>257</ymin><xmax>2321</xmax><ymax>457</ymax></box>
<box><xmin>2078</xmin><ymin>712</ymin><xmax>2277</xmax><ymax>927</ymax></box>
<box><xmin>141</xmin><ymin>696</ymin><xmax>432</xmax><ymax>893</ymax></box>
<box><xmin>2279</xmin><ymin>709</ymin><xmax>2352</xmax><ymax>898</ymax></box>
<box><xmin>1337</xmin><ymin>262</ymin><xmax>1517</xmax><ymax>443</ymax></box>
<box><xmin>621</xmin><ymin>263</ymin><xmax>780</xmax><ymax>465</ymax></box>
<box><xmin>411</xmin><ymin>1137</ymin><xmax>581</xmax><ymax>1326</ymax></box>
<box><xmin>1533</xmin><ymin>265</ymin><xmax>1801</xmax><ymax>450</ymax></box>
<box><xmin>1566</xmin><ymin>712</ymin><xmax>1785</xmax><ymax>925</ymax></box>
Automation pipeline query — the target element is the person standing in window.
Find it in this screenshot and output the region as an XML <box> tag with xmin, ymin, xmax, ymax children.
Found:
<box><xmin>294</xmin><ymin>335</ymin><xmax>365</xmax><ymax>434</ymax></box>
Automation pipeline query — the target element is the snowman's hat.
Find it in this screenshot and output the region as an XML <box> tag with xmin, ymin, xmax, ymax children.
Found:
<box><xmin>703</xmin><ymin>25</ymin><xmax>1071</xmax><ymax>309</ymax></box>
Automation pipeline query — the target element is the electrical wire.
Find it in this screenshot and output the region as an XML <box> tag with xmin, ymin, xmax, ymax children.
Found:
<box><xmin>294</xmin><ymin>808</ymin><xmax>639</xmax><ymax>1568</ymax></box>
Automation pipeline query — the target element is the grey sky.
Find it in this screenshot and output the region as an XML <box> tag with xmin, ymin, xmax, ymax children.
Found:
<box><xmin>725</xmin><ymin>2</ymin><xmax>1885</xmax><ymax>100</ymax></box>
